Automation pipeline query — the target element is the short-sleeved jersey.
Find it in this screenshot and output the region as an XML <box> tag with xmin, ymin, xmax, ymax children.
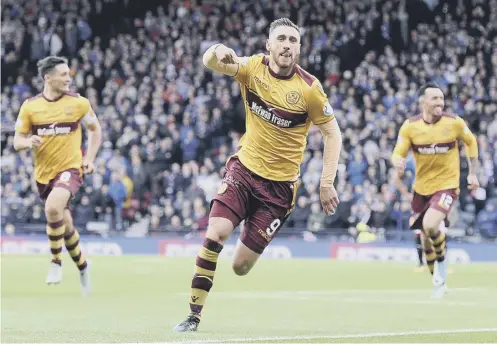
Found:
<box><xmin>392</xmin><ymin>113</ymin><xmax>478</xmax><ymax>196</ymax></box>
<box><xmin>15</xmin><ymin>93</ymin><xmax>94</xmax><ymax>184</ymax></box>
<box><xmin>233</xmin><ymin>54</ymin><xmax>334</xmax><ymax>181</ymax></box>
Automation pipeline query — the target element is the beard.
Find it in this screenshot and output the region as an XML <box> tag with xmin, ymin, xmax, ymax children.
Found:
<box><xmin>274</xmin><ymin>52</ymin><xmax>297</xmax><ymax>69</ymax></box>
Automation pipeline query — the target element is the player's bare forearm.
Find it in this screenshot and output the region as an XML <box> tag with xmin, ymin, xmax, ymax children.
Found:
<box><xmin>13</xmin><ymin>135</ymin><xmax>30</xmax><ymax>151</ymax></box>
<box><xmin>468</xmin><ymin>156</ymin><xmax>479</xmax><ymax>175</ymax></box>
<box><xmin>13</xmin><ymin>132</ymin><xmax>40</xmax><ymax>151</ymax></box>
<box><xmin>391</xmin><ymin>121</ymin><xmax>411</xmax><ymax>174</ymax></box>
<box><xmin>318</xmin><ymin>119</ymin><xmax>342</xmax><ymax>187</ymax></box>
<box><xmin>202</xmin><ymin>43</ymin><xmax>239</xmax><ymax>76</ymax></box>
<box><xmin>85</xmin><ymin>122</ymin><xmax>102</xmax><ymax>163</ymax></box>
<box><xmin>391</xmin><ymin>150</ymin><xmax>409</xmax><ymax>176</ymax></box>
<box><xmin>463</xmin><ymin>136</ymin><xmax>479</xmax><ymax>176</ymax></box>
<box><xmin>394</xmin><ymin>173</ymin><xmax>412</xmax><ymax>200</ymax></box>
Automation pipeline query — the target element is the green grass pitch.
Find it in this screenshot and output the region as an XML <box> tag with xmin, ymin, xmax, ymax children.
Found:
<box><xmin>1</xmin><ymin>255</ymin><xmax>497</xmax><ymax>343</ymax></box>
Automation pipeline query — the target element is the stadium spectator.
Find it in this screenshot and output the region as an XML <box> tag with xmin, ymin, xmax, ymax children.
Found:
<box><xmin>476</xmin><ymin>203</ymin><xmax>497</xmax><ymax>240</ymax></box>
<box><xmin>1</xmin><ymin>0</ymin><xmax>496</xmax><ymax>242</ymax></box>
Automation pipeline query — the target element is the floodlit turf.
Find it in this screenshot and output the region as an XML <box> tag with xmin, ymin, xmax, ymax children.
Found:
<box><xmin>1</xmin><ymin>255</ymin><xmax>497</xmax><ymax>343</ymax></box>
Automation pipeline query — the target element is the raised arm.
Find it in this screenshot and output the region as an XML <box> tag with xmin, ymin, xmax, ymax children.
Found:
<box><xmin>202</xmin><ymin>43</ymin><xmax>241</xmax><ymax>77</ymax></box>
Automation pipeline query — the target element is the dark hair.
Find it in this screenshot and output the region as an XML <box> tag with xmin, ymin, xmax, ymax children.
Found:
<box><xmin>269</xmin><ymin>18</ymin><xmax>300</xmax><ymax>35</ymax></box>
<box><xmin>37</xmin><ymin>56</ymin><xmax>68</xmax><ymax>79</ymax></box>
<box><xmin>417</xmin><ymin>83</ymin><xmax>441</xmax><ymax>97</ymax></box>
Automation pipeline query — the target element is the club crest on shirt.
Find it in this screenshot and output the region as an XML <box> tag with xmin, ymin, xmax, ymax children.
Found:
<box><xmin>217</xmin><ymin>183</ymin><xmax>228</xmax><ymax>195</ymax></box>
<box><xmin>286</xmin><ymin>91</ymin><xmax>301</xmax><ymax>105</ymax></box>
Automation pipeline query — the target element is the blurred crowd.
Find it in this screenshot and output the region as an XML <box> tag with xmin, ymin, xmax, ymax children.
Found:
<box><xmin>1</xmin><ymin>0</ymin><xmax>496</xmax><ymax>240</ymax></box>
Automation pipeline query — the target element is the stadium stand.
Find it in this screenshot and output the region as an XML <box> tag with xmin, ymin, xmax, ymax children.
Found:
<box><xmin>1</xmin><ymin>0</ymin><xmax>496</xmax><ymax>241</ymax></box>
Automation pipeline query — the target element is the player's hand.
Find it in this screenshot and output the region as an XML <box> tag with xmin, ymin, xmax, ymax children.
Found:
<box><xmin>467</xmin><ymin>174</ymin><xmax>479</xmax><ymax>191</ymax></box>
<box><xmin>214</xmin><ymin>45</ymin><xmax>237</xmax><ymax>65</ymax></box>
<box><xmin>82</xmin><ymin>158</ymin><xmax>95</xmax><ymax>174</ymax></box>
<box><xmin>320</xmin><ymin>185</ymin><xmax>340</xmax><ymax>216</ymax></box>
<box><xmin>29</xmin><ymin>135</ymin><xmax>42</xmax><ymax>147</ymax></box>
<box><xmin>393</xmin><ymin>157</ymin><xmax>406</xmax><ymax>176</ymax></box>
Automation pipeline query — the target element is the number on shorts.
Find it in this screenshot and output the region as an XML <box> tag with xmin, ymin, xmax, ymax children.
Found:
<box><xmin>266</xmin><ymin>219</ymin><xmax>281</xmax><ymax>236</ymax></box>
<box><xmin>439</xmin><ymin>193</ymin><xmax>453</xmax><ymax>210</ymax></box>
<box><xmin>59</xmin><ymin>171</ymin><xmax>71</xmax><ymax>183</ymax></box>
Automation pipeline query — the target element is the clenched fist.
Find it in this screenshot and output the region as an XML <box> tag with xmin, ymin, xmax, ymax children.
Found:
<box><xmin>213</xmin><ymin>45</ymin><xmax>238</xmax><ymax>65</ymax></box>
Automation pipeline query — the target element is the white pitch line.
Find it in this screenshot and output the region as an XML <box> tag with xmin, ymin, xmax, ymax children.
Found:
<box><xmin>148</xmin><ymin>328</ymin><xmax>497</xmax><ymax>344</ymax></box>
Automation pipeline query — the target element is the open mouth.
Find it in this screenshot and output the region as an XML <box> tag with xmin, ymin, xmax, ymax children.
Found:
<box><xmin>280</xmin><ymin>52</ymin><xmax>291</xmax><ymax>58</ymax></box>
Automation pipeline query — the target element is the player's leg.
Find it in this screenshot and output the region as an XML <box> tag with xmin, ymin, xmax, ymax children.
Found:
<box><xmin>423</xmin><ymin>209</ymin><xmax>449</xmax><ymax>277</ymax></box>
<box><xmin>232</xmin><ymin>240</ymin><xmax>261</xmax><ymax>276</ymax></box>
<box><xmin>189</xmin><ymin>207</ymin><xmax>236</xmax><ymax>317</ymax></box>
<box><xmin>63</xmin><ymin>209</ymin><xmax>91</xmax><ymax>295</ymax></box>
<box><xmin>424</xmin><ymin>191</ymin><xmax>455</xmax><ymax>269</ymax></box>
<box><xmin>232</xmin><ymin>211</ymin><xmax>284</xmax><ymax>276</ymax></box>
<box><xmin>174</xmin><ymin>202</ymin><xmax>239</xmax><ymax>332</ymax></box>
<box><xmin>439</xmin><ymin>219</ymin><xmax>454</xmax><ymax>275</ymax></box>
<box><xmin>232</xmin><ymin>208</ymin><xmax>290</xmax><ymax>275</ymax></box>
<box><xmin>414</xmin><ymin>229</ymin><xmax>425</xmax><ymax>271</ymax></box>
<box><xmin>232</xmin><ymin>179</ymin><xmax>295</xmax><ymax>276</ymax></box>
<box><xmin>175</xmin><ymin>158</ymin><xmax>250</xmax><ymax>332</ymax></box>
<box><xmin>422</xmin><ymin>232</ymin><xmax>436</xmax><ymax>275</ymax></box>
<box><xmin>423</xmin><ymin>207</ymin><xmax>447</xmax><ymax>298</ymax></box>
<box><xmin>409</xmin><ymin>195</ymin><xmax>435</xmax><ymax>274</ymax></box>
<box><xmin>44</xmin><ymin>187</ymin><xmax>71</xmax><ymax>284</ymax></box>
<box><xmin>63</xmin><ymin>209</ymin><xmax>88</xmax><ymax>271</ymax></box>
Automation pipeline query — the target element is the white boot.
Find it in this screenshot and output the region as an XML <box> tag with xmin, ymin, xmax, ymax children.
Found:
<box><xmin>431</xmin><ymin>274</ymin><xmax>446</xmax><ymax>299</ymax></box>
<box><xmin>46</xmin><ymin>262</ymin><xmax>63</xmax><ymax>285</ymax></box>
<box><xmin>79</xmin><ymin>263</ymin><xmax>91</xmax><ymax>296</ymax></box>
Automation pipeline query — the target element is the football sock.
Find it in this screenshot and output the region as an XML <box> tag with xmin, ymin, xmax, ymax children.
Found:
<box><xmin>189</xmin><ymin>238</ymin><xmax>223</xmax><ymax>318</ymax></box>
<box><xmin>64</xmin><ymin>229</ymin><xmax>88</xmax><ymax>271</ymax></box>
<box><xmin>47</xmin><ymin>220</ymin><xmax>65</xmax><ymax>265</ymax></box>
<box><xmin>424</xmin><ymin>247</ymin><xmax>436</xmax><ymax>275</ymax></box>
<box><xmin>431</xmin><ymin>230</ymin><xmax>447</xmax><ymax>280</ymax></box>
<box><xmin>431</xmin><ymin>231</ymin><xmax>447</xmax><ymax>263</ymax></box>
<box><xmin>422</xmin><ymin>234</ymin><xmax>436</xmax><ymax>275</ymax></box>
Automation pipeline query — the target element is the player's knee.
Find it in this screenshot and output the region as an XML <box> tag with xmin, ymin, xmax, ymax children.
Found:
<box><xmin>423</xmin><ymin>235</ymin><xmax>433</xmax><ymax>248</ymax></box>
<box><xmin>232</xmin><ymin>260</ymin><xmax>252</xmax><ymax>276</ymax></box>
<box><xmin>424</xmin><ymin>225</ymin><xmax>439</xmax><ymax>238</ymax></box>
<box><xmin>206</xmin><ymin>217</ymin><xmax>235</xmax><ymax>244</ymax></box>
<box><xmin>45</xmin><ymin>203</ymin><xmax>63</xmax><ymax>219</ymax></box>
<box><xmin>422</xmin><ymin>218</ymin><xmax>439</xmax><ymax>234</ymax></box>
